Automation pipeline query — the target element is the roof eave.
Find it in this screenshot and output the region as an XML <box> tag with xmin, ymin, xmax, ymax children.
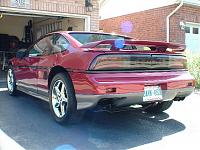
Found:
<box><xmin>183</xmin><ymin>1</ymin><xmax>200</xmax><ymax>7</ymax></box>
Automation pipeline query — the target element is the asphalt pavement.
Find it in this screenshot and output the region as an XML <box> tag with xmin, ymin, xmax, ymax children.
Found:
<box><xmin>0</xmin><ymin>81</ymin><xmax>200</xmax><ymax>150</ymax></box>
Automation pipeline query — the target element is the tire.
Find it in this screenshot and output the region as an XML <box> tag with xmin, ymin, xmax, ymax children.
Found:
<box><xmin>143</xmin><ymin>100</ymin><xmax>173</xmax><ymax>113</ymax></box>
<box><xmin>7</xmin><ymin>66</ymin><xmax>17</xmax><ymax>96</ymax></box>
<box><xmin>49</xmin><ymin>72</ymin><xmax>77</xmax><ymax>124</ymax></box>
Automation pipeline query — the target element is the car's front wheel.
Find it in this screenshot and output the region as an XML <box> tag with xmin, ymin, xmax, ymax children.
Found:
<box><xmin>7</xmin><ymin>67</ymin><xmax>17</xmax><ymax>95</ymax></box>
<box><xmin>49</xmin><ymin>73</ymin><xmax>77</xmax><ymax>124</ymax></box>
<box><xmin>143</xmin><ymin>100</ymin><xmax>173</xmax><ymax>113</ymax></box>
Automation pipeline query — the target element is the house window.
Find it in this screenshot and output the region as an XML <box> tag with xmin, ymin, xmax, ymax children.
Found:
<box><xmin>185</xmin><ymin>26</ymin><xmax>190</xmax><ymax>33</ymax></box>
<box><xmin>193</xmin><ymin>28</ymin><xmax>199</xmax><ymax>34</ymax></box>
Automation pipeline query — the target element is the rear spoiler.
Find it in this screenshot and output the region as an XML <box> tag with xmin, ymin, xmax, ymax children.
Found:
<box><xmin>80</xmin><ymin>39</ymin><xmax>185</xmax><ymax>52</ymax></box>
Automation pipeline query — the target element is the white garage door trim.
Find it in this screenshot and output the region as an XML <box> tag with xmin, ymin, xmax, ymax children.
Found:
<box><xmin>0</xmin><ymin>6</ymin><xmax>91</xmax><ymax>31</ymax></box>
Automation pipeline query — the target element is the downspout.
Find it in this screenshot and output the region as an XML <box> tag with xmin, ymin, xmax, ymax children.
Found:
<box><xmin>166</xmin><ymin>0</ymin><xmax>184</xmax><ymax>42</ymax></box>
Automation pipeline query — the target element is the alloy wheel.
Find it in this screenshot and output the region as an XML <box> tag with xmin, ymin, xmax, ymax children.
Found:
<box><xmin>7</xmin><ymin>69</ymin><xmax>14</xmax><ymax>92</ymax></box>
<box><xmin>51</xmin><ymin>80</ymin><xmax>69</xmax><ymax>118</ymax></box>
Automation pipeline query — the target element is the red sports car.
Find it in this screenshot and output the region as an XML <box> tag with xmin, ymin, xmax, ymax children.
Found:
<box><xmin>7</xmin><ymin>31</ymin><xmax>195</xmax><ymax>123</ymax></box>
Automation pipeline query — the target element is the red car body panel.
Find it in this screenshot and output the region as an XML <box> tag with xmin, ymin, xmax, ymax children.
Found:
<box><xmin>9</xmin><ymin>31</ymin><xmax>195</xmax><ymax>110</ymax></box>
<box><xmin>69</xmin><ymin>71</ymin><xmax>194</xmax><ymax>95</ymax></box>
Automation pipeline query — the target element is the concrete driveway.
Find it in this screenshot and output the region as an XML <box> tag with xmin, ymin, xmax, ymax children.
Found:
<box><xmin>0</xmin><ymin>81</ymin><xmax>200</xmax><ymax>150</ymax></box>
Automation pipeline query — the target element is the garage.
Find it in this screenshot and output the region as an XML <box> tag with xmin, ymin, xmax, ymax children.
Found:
<box><xmin>0</xmin><ymin>0</ymin><xmax>99</xmax><ymax>83</ymax></box>
<box><xmin>0</xmin><ymin>13</ymin><xmax>86</xmax><ymax>71</ymax></box>
<box><xmin>185</xmin><ymin>22</ymin><xmax>200</xmax><ymax>53</ymax></box>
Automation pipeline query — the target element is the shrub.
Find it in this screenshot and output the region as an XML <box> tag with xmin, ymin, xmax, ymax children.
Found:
<box><xmin>187</xmin><ymin>53</ymin><xmax>200</xmax><ymax>89</ymax></box>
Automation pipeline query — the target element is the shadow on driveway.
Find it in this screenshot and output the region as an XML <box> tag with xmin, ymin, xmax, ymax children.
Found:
<box><xmin>0</xmin><ymin>88</ymin><xmax>185</xmax><ymax>150</ymax></box>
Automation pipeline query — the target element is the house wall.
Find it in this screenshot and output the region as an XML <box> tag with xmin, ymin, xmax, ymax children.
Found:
<box><xmin>170</xmin><ymin>5</ymin><xmax>200</xmax><ymax>43</ymax></box>
<box><xmin>100</xmin><ymin>5</ymin><xmax>177</xmax><ymax>42</ymax></box>
<box><xmin>100</xmin><ymin>4</ymin><xmax>200</xmax><ymax>44</ymax></box>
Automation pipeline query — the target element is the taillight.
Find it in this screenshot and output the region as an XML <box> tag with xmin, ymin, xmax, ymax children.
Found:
<box><xmin>89</xmin><ymin>54</ymin><xmax>187</xmax><ymax>71</ymax></box>
<box><xmin>89</xmin><ymin>54</ymin><xmax>151</xmax><ymax>71</ymax></box>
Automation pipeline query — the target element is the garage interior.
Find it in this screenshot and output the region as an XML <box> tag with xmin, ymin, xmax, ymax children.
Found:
<box><xmin>0</xmin><ymin>13</ymin><xmax>85</xmax><ymax>72</ymax></box>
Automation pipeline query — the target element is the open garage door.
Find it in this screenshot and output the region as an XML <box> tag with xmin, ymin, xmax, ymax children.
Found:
<box><xmin>185</xmin><ymin>22</ymin><xmax>200</xmax><ymax>54</ymax></box>
<box><xmin>0</xmin><ymin>13</ymin><xmax>85</xmax><ymax>70</ymax></box>
<box><xmin>0</xmin><ymin>13</ymin><xmax>85</xmax><ymax>41</ymax></box>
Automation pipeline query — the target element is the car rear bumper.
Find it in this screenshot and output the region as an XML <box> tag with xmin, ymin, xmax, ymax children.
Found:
<box><xmin>75</xmin><ymin>87</ymin><xmax>194</xmax><ymax>110</ymax></box>
<box><xmin>69</xmin><ymin>70</ymin><xmax>195</xmax><ymax>110</ymax></box>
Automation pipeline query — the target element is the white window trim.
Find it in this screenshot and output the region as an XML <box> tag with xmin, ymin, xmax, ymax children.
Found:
<box><xmin>186</xmin><ymin>22</ymin><xmax>200</xmax><ymax>26</ymax></box>
<box><xmin>84</xmin><ymin>16</ymin><xmax>91</xmax><ymax>31</ymax></box>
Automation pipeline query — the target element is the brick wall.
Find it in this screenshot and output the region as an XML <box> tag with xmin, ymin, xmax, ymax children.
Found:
<box><xmin>100</xmin><ymin>4</ymin><xmax>200</xmax><ymax>44</ymax></box>
<box><xmin>0</xmin><ymin>0</ymin><xmax>99</xmax><ymax>31</ymax></box>
<box><xmin>86</xmin><ymin>0</ymin><xmax>99</xmax><ymax>32</ymax></box>
<box><xmin>170</xmin><ymin>5</ymin><xmax>200</xmax><ymax>43</ymax></box>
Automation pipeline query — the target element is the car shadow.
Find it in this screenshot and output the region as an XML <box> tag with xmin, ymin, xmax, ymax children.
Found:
<box><xmin>0</xmin><ymin>90</ymin><xmax>185</xmax><ymax>150</ymax></box>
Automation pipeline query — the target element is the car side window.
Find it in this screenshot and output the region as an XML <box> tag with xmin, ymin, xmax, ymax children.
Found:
<box><xmin>28</xmin><ymin>35</ymin><xmax>53</xmax><ymax>57</ymax></box>
<box><xmin>52</xmin><ymin>34</ymin><xmax>69</xmax><ymax>54</ymax></box>
<box><xmin>28</xmin><ymin>43</ymin><xmax>43</xmax><ymax>57</ymax></box>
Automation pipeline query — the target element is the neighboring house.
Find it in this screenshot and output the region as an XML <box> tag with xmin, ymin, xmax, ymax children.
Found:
<box><xmin>100</xmin><ymin>0</ymin><xmax>200</xmax><ymax>53</ymax></box>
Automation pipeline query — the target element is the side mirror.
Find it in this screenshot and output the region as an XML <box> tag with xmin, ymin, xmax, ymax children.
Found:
<box><xmin>16</xmin><ymin>49</ymin><xmax>27</xmax><ymax>59</ymax></box>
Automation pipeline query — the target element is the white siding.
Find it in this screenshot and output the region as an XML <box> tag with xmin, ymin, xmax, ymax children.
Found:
<box><xmin>100</xmin><ymin>0</ymin><xmax>178</xmax><ymax>19</ymax></box>
<box><xmin>183</xmin><ymin>0</ymin><xmax>200</xmax><ymax>6</ymax></box>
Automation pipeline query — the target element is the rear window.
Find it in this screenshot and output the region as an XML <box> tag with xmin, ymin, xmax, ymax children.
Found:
<box><xmin>69</xmin><ymin>33</ymin><xmax>154</xmax><ymax>51</ymax></box>
<box><xmin>122</xmin><ymin>45</ymin><xmax>152</xmax><ymax>51</ymax></box>
<box><xmin>69</xmin><ymin>33</ymin><xmax>130</xmax><ymax>44</ymax></box>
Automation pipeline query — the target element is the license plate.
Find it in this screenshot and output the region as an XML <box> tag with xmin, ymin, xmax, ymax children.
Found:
<box><xmin>143</xmin><ymin>86</ymin><xmax>162</xmax><ymax>102</ymax></box>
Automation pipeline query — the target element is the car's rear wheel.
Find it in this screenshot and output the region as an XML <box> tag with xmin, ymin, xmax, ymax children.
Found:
<box><xmin>143</xmin><ymin>100</ymin><xmax>173</xmax><ymax>113</ymax></box>
<box><xmin>49</xmin><ymin>73</ymin><xmax>77</xmax><ymax>124</ymax></box>
<box><xmin>7</xmin><ymin>66</ymin><xmax>17</xmax><ymax>95</ymax></box>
